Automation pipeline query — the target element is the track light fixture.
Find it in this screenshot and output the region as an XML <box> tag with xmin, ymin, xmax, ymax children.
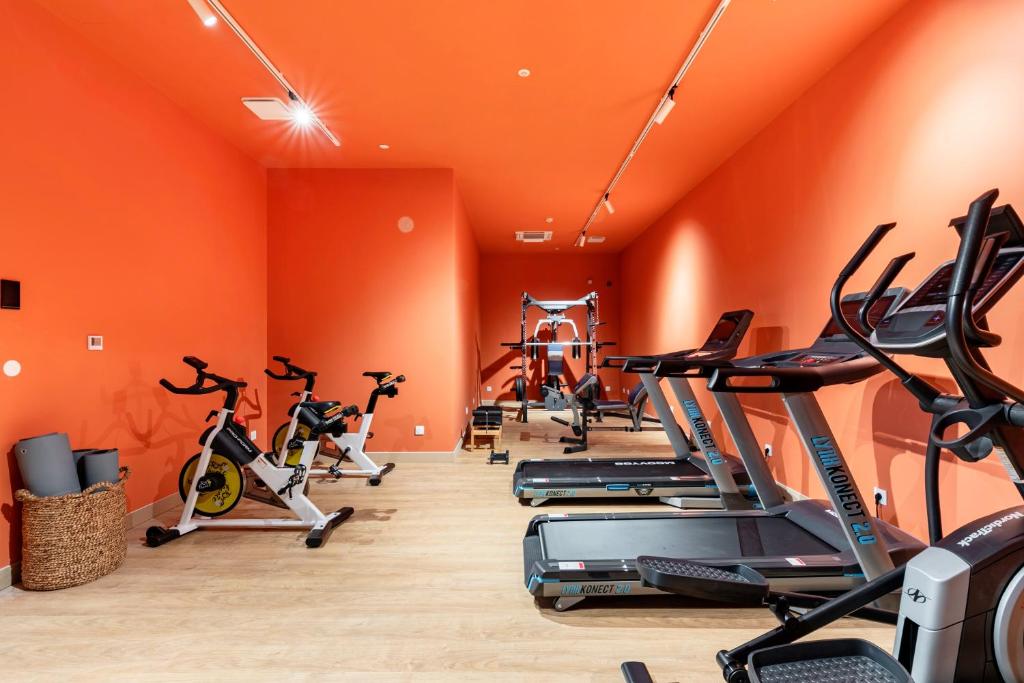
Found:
<box><xmin>654</xmin><ymin>86</ymin><xmax>677</xmax><ymax>125</ymax></box>
<box><xmin>603</xmin><ymin>195</ymin><xmax>616</xmax><ymax>215</ymax></box>
<box><xmin>187</xmin><ymin>0</ymin><xmax>218</xmax><ymax>27</ymax></box>
<box><xmin>574</xmin><ymin>233</ymin><xmax>587</xmax><ymax>248</ymax></box>
<box><xmin>570</xmin><ymin>0</ymin><xmax>730</xmax><ymax>247</ymax></box>
<box><xmin>196</xmin><ymin>0</ymin><xmax>341</xmax><ymax>146</ymax></box>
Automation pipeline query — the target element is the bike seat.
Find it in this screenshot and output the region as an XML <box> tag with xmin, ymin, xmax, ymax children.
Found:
<box><xmin>363</xmin><ymin>371</ymin><xmax>391</xmax><ymax>380</ymax></box>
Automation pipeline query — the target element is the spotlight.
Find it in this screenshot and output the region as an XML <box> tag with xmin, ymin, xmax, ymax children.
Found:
<box><xmin>292</xmin><ymin>103</ymin><xmax>314</xmax><ymax>128</ymax></box>
<box><xmin>654</xmin><ymin>96</ymin><xmax>676</xmax><ymax>125</ymax></box>
<box><xmin>603</xmin><ymin>196</ymin><xmax>615</xmax><ymax>215</ymax></box>
<box><xmin>574</xmin><ymin>234</ymin><xmax>587</xmax><ymax>248</ymax></box>
<box><xmin>187</xmin><ymin>0</ymin><xmax>218</xmax><ymax>27</ymax></box>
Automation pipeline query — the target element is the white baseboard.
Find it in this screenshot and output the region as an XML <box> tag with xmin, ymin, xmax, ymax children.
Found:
<box><xmin>0</xmin><ymin>562</ymin><xmax>17</xmax><ymax>591</ymax></box>
<box><xmin>127</xmin><ymin>492</ymin><xmax>181</xmax><ymax>529</ymax></box>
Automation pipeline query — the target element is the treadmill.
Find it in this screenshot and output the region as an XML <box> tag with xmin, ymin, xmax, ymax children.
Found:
<box><xmin>513</xmin><ymin>310</ymin><xmax>758</xmax><ymax>509</ymax></box>
<box><xmin>523</xmin><ymin>290</ymin><xmax>926</xmax><ymax>610</ymax></box>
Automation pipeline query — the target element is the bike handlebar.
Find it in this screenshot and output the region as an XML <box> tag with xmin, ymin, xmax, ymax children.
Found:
<box><xmin>160</xmin><ymin>357</ymin><xmax>246</xmax><ymax>396</ymax></box>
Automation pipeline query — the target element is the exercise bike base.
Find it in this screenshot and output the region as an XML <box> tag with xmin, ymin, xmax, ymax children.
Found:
<box><xmin>145</xmin><ymin>526</ymin><xmax>181</xmax><ymax>547</ymax></box>
<box><xmin>305</xmin><ymin>506</ymin><xmax>355</xmax><ymax>548</ymax></box>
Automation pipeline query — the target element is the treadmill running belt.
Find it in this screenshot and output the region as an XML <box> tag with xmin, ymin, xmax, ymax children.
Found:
<box><xmin>519</xmin><ymin>459</ymin><xmax>702</xmax><ymax>480</ymax></box>
<box><xmin>539</xmin><ymin>517</ymin><xmax>838</xmax><ymax>560</ymax></box>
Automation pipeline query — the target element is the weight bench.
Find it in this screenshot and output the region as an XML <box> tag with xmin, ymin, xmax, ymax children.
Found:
<box><xmin>551</xmin><ymin>374</ymin><xmax>661</xmax><ymax>453</ymax></box>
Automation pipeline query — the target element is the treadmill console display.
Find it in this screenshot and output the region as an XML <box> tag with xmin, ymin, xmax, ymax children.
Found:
<box><xmin>819</xmin><ymin>294</ymin><xmax>897</xmax><ymax>339</ymax></box>
<box><xmin>700</xmin><ymin>313</ymin><xmax>742</xmax><ymax>351</ymax></box>
<box><xmin>874</xmin><ymin>248</ymin><xmax>1024</xmax><ymax>350</ymax></box>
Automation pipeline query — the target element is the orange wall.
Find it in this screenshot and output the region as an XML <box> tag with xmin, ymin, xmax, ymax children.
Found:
<box><xmin>267</xmin><ymin>169</ymin><xmax>478</xmax><ymax>452</ymax></box>
<box><xmin>454</xmin><ymin>186</ymin><xmax>482</xmax><ymax>428</ymax></box>
<box><xmin>479</xmin><ymin>254</ymin><xmax>622</xmax><ymax>403</ymax></box>
<box><xmin>0</xmin><ymin>1</ymin><xmax>268</xmax><ymax>570</ymax></box>
<box><xmin>620</xmin><ymin>0</ymin><xmax>1024</xmax><ymax>541</ymax></box>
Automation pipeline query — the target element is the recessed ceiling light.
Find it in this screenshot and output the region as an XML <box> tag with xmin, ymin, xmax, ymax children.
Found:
<box><xmin>517</xmin><ymin>68</ymin><xmax>531</xmax><ymax>78</ymax></box>
<box><xmin>379</xmin><ymin>144</ymin><xmax>390</xmax><ymax>150</ymax></box>
<box><xmin>545</xmin><ymin>217</ymin><xmax>554</xmax><ymax>224</ymax></box>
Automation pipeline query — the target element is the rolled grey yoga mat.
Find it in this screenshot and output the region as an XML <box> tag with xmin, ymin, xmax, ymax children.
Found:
<box><xmin>78</xmin><ymin>448</ymin><xmax>119</xmax><ymax>488</ymax></box>
<box><xmin>15</xmin><ymin>433</ymin><xmax>82</xmax><ymax>497</ymax></box>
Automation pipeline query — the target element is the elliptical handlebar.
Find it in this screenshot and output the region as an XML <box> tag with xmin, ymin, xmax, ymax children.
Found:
<box><xmin>944</xmin><ymin>189</ymin><xmax>1024</xmax><ymax>405</ymax></box>
<box><xmin>858</xmin><ymin>252</ymin><xmax>915</xmax><ymax>334</ymax></box>
<box><xmin>829</xmin><ymin>224</ymin><xmax>941</xmax><ymax>407</ymax></box>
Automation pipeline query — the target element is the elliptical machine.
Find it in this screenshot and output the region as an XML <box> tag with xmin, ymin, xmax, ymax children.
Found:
<box><xmin>146</xmin><ymin>356</ymin><xmax>353</xmax><ymax>549</ymax></box>
<box><xmin>619</xmin><ymin>190</ymin><xmax>1024</xmax><ymax>682</ymax></box>
<box><xmin>267</xmin><ymin>356</ymin><xmax>399</xmax><ymax>485</ymax></box>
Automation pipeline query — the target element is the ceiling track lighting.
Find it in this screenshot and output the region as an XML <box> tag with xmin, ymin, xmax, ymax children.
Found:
<box><xmin>654</xmin><ymin>86</ymin><xmax>677</xmax><ymax>125</ymax></box>
<box><xmin>198</xmin><ymin>0</ymin><xmax>341</xmax><ymax>147</ymax></box>
<box><xmin>572</xmin><ymin>0</ymin><xmax>730</xmax><ymax>247</ymax></box>
<box><xmin>187</xmin><ymin>0</ymin><xmax>218</xmax><ymax>27</ymax></box>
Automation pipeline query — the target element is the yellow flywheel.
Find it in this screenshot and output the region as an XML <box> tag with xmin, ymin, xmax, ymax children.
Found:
<box><xmin>178</xmin><ymin>452</ymin><xmax>244</xmax><ymax>517</ymax></box>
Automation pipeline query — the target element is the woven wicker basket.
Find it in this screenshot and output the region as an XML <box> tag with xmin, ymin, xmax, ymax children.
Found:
<box><xmin>15</xmin><ymin>467</ymin><xmax>129</xmax><ymax>591</ymax></box>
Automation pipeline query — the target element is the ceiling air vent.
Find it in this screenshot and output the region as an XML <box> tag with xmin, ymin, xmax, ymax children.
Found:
<box><xmin>515</xmin><ymin>231</ymin><xmax>553</xmax><ymax>243</ymax></box>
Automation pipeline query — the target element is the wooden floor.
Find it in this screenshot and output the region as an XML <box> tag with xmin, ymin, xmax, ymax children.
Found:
<box><xmin>0</xmin><ymin>410</ymin><xmax>894</xmax><ymax>682</ymax></box>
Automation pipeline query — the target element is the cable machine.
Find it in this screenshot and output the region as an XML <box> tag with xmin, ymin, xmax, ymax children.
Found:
<box><xmin>501</xmin><ymin>291</ymin><xmax>614</xmax><ymax>422</ymax></box>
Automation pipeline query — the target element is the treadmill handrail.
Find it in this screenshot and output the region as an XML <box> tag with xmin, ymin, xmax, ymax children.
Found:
<box><xmin>706</xmin><ymin>356</ymin><xmax>880</xmax><ymax>394</ymax></box>
<box><xmin>602</xmin><ymin>349</ymin><xmax>696</xmax><ymax>371</ymax></box>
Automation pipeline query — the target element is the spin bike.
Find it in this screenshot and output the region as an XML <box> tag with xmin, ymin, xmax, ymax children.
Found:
<box><xmin>267</xmin><ymin>356</ymin><xmax>400</xmax><ymax>485</ymax></box>
<box><xmin>146</xmin><ymin>356</ymin><xmax>353</xmax><ymax>549</ymax></box>
<box><xmin>620</xmin><ymin>190</ymin><xmax>1024</xmax><ymax>682</ymax></box>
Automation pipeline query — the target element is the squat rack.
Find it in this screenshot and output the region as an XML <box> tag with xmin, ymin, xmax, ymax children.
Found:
<box><xmin>501</xmin><ymin>291</ymin><xmax>615</xmax><ymax>421</ymax></box>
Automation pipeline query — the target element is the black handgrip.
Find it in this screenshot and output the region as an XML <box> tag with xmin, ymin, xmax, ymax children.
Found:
<box><xmin>707</xmin><ymin>366</ymin><xmax>824</xmax><ymax>394</ymax></box>
<box><xmin>342</xmin><ymin>405</ymin><xmax>361</xmax><ymax>417</ymax></box>
<box><xmin>858</xmin><ymin>253</ymin><xmax>914</xmax><ymax>333</ymax></box>
<box><xmin>838</xmin><ymin>223</ymin><xmax>897</xmax><ymax>283</ymax></box>
<box><xmin>395</xmin><ymin>375</ymin><xmax>406</xmax><ymax>383</ymax></box>
<box><xmin>273</xmin><ymin>355</ymin><xmax>291</xmax><ymax>363</ymax></box>
<box><xmin>183</xmin><ymin>356</ymin><xmax>208</xmax><ymax>370</ymax></box>
<box><xmin>949</xmin><ymin>189</ymin><xmax>1000</xmax><ymax>298</ymax></box>
<box><xmin>264</xmin><ymin>368</ymin><xmax>292</xmax><ymax>380</ymax></box>
<box><xmin>159</xmin><ymin>378</ymin><xmax>224</xmax><ymax>395</ymax></box>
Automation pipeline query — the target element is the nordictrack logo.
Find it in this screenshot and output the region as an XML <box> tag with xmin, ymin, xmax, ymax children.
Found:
<box><xmin>958</xmin><ymin>511</ymin><xmax>1024</xmax><ymax>547</ymax></box>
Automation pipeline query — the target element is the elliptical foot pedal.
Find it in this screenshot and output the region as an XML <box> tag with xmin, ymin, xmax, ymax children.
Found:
<box><xmin>145</xmin><ymin>526</ymin><xmax>181</xmax><ymax>547</ymax></box>
<box><xmin>746</xmin><ymin>640</ymin><xmax>909</xmax><ymax>683</ymax></box>
<box><xmin>620</xmin><ymin>661</ymin><xmax>655</xmax><ymax>683</ymax></box>
<box><xmin>305</xmin><ymin>507</ymin><xmax>355</xmax><ymax>548</ymax></box>
<box><xmin>488</xmin><ymin>450</ymin><xmax>510</xmax><ymax>465</ymax></box>
<box><xmin>636</xmin><ymin>556</ymin><xmax>769</xmax><ymax>604</ymax></box>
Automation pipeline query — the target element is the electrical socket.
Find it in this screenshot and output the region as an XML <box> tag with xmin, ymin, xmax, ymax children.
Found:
<box><xmin>764</xmin><ymin>443</ymin><xmax>773</xmax><ymax>458</ymax></box>
<box><xmin>486</xmin><ymin>385</ymin><xmax>492</xmax><ymax>393</ymax></box>
<box><xmin>250</xmin><ymin>430</ymin><xmax>258</xmax><ymax>441</ymax></box>
<box><xmin>873</xmin><ymin>487</ymin><xmax>888</xmax><ymax>506</ymax></box>
<box><xmin>414</xmin><ymin>425</ymin><xmax>425</xmax><ymax>436</ymax></box>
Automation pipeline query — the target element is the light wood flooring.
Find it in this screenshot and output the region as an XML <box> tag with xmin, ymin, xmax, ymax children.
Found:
<box><xmin>0</xmin><ymin>410</ymin><xmax>893</xmax><ymax>682</ymax></box>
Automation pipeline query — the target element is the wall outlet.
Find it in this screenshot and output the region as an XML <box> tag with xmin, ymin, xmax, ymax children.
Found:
<box><xmin>764</xmin><ymin>443</ymin><xmax>773</xmax><ymax>458</ymax></box>
<box><xmin>87</xmin><ymin>335</ymin><xmax>103</xmax><ymax>351</ymax></box>
<box><xmin>486</xmin><ymin>385</ymin><xmax>492</xmax><ymax>393</ymax></box>
<box><xmin>250</xmin><ymin>430</ymin><xmax>258</xmax><ymax>441</ymax></box>
<box><xmin>414</xmin><ymin>425</ymin><xmax>425</xmax><ymax>436</ymax></box>
<box><xmin>605</xmin><ymin>385</ymin><xmax>611</xmax><ymax>391</ymax></box>
<box><xmin>465</xmin><ymin>406</ymin><xmax>469</xmax><ymax>415</ymax></box>
<box><xmin>873</xmin><ymin>487</ymin><xmax>888</xmax><ymax>506</ymax></box>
